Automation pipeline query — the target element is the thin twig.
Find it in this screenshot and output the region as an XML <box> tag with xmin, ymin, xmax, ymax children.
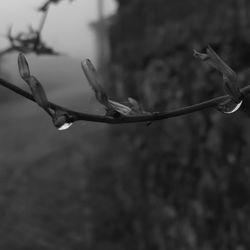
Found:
<box><xmin>37</xmin><ymin>7</ymin><xmax>49</xmax><ymax>35</ymax></box>
<box><xmin>1</xmin><ymin>77</ymin><xmax>249</xmax><ymax>124</ymax></box>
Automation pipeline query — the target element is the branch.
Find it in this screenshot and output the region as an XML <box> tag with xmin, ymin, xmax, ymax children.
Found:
<box><xmin>0</xmin><ymin>77</ymin><xmax>249</xmax><ymax>125</ymax></box>
<box><xmin>37</xmin><ymin>7</ymin><xmax>49</xmax><ymax>36</ymax></box>
<box><xmin>0</xmin><ymin>47</ymin><xmax>248</xmax><ymax>130</ymax></box>
<box><xmin>38</xmin><ymin>0</ymin><xmax>75</xmax><ymax>12</ymax></box>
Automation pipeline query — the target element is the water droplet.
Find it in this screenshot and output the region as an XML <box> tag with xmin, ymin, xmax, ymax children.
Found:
<box><xmin>53</xmin><ymin>112</ymin><xmax>73</xmax><ymax>131</ymax></box>
<box><xmin>217</xmin><ymin>99</ymin><xmax>243</xmax><ymax>114</ymax></box>
<box><xmin>57</xmin><ymin>122</ymin><xmax>73</xmax><ymax>131</ymax></box>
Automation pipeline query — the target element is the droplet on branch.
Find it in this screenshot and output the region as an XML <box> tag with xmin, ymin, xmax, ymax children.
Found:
<box><xmin>217</xmin><ymin>98</ymin><xmax>243</xmax><ymax>114</ymax></box>
<box><xmin>52</xmin><ymin>109</ymin><xmax>73</xmax><ymax>130</ymax></box>
<box><xmin>194</xmin><ymin>45</ymin><xmax>243</xmax><ymax>113</ymax></box>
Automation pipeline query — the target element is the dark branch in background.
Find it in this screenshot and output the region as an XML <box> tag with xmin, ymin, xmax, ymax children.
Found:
<box><xmin>37</xmin><ymin>7</ymin><xmax>49</xmax><ymax>35</ymax></box>
<box><xmin>38</xmin><ymin>0</ymin><xmax>74</xmax><ymax>12</ymax></box>
<box><xmin>0</xmin><ymin>0</ymin><xmax>68</xmax><ymax>57</ymax></box>
<box><xmin>0</xmin><ymin>47</ymin><xmax>249</xmax><ymax>130</ymax></box>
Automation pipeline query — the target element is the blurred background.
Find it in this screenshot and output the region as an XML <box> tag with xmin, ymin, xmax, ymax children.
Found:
<box><xmin>1</xmin><ymin>0</ymin><xmax>250</xmax><ymax>249</ymax></box>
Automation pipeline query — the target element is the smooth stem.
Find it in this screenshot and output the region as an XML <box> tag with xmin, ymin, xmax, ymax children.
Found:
<box><xmin>0</xmin><ymin>77</ymin><xmax>250</xmax><ymax>124</ymax></box>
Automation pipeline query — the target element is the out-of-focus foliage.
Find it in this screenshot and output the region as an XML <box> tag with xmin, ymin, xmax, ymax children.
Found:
<box><xmin>88</xmin><ymin>0</ymin><xmax>250</xmax><ymax>249</ymax></box>
<box><xmin>0</xmin><ymin>25</ymin><xmax>61</xmax><ymax>56</ymax></box>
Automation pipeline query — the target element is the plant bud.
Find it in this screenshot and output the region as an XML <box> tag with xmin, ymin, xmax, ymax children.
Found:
<box><xmin>26</xmin><ymin>76</ymin><xmax>50</xmax><ymax>110</ymax></box>
<box><xmin>18</xmin><ymin>53</ymin><xmax>30</xmax><ymax>80</ymax></box>
<box><xmin>81</xmin><ymin>59</ymin><xmax>109</xmax><ymax>107</ymax></box>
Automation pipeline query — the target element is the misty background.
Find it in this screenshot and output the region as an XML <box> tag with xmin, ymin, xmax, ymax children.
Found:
<box><xmin>1</xmin><ymin>1</ymin><xmax>250</xmax><ymax>250</ymax></box>
<box><xmin>0</xmin><ymin>0</ymin><xmax>117</xmax><ymax>103</ymax></box>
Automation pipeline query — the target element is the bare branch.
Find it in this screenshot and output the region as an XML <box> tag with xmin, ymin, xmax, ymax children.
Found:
<box><xmin>38</xmin><ymin>0</ymin><xmax>74</xmax><ymax>12</ymax></box>
<box><xmin>0</xmin><ymin>48</ymin><xmax>248</xmax><ymax>129</ymax></box>
<box><xmin>1</xmin><ymin>76</ymin><xmax>249</xmax><ymax>125</ymax></box>
<box><xmin>37</xmin><ymin>7</ymin><xmax>49</xmax><ymax>34</ymax></box>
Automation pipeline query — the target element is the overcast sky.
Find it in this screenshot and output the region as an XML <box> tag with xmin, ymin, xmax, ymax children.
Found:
<box><xmin>0</xmin><ymin>0</ymin><xmax>117</xmax><ymax>59</ymax></box>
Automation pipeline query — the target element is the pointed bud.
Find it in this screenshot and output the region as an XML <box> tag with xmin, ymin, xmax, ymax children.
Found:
<box><xmin>128</xmin><ymin>97</ymin><xmax>151</xmax><ymax>115</ymax></box>
<box><xmin>108</xmin><ymin>100</ymin><xmax>133</xmax><ymax>116</ymax></box>
<box><xmin>193</xmin><ymin>49</ymin><xmax>209</xmax><ymax>61</ymax></box>
<box><xmin>81</xmin><ymin>59</ymin><xmax>138</xmax><ymax>117</ymax></box>
<box><xmin>81</xmin><ymin>59</ymin><xmax>121</xmax><ymax>116</ymax></box>
<box><xmin>206</xmin><ymin>45</ymin><xmax>237</xmax><ymax>82</ymax></box>
<box><xmin>81</xmin><ymin>59</ymin><xmax>109</xmax><ymax>107</ymax></box>
<box><xmin>128</xmin><ymin>97</ymin><xmax>141</xmax><ymax>112</ymax></box>
<box><xmin>18</xmin><ymin>53</ymin><xmax>30</xmax><ymax>80</ymax></box>
<box><xmin>25</xmin><ymin>76</ymin><xmax>51</xmax><ymax>113</ymax></box>
<box><xmin>206</xmin><ymin>46</ymin><xmax>242</xmax><ymax>103</ymax></box>
<box><xmin>194</xmin><ymin>46</ymin><xmax>242</xmax><ymax>103</ymax></box>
